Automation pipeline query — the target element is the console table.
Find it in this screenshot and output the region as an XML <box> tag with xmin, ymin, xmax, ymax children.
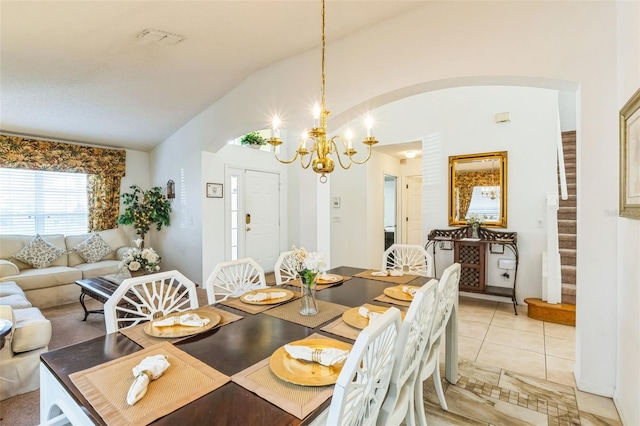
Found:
<box><xmin>427</xmin><ymin>226</ymin><xmax>519</xmax><ymax>314</ymax></box>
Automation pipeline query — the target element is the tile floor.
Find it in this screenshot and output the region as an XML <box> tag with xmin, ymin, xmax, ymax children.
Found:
<box><xmin>423</xmin><ymin>296</ymin><xmax>622</xmax><ymax>425</ymax></box>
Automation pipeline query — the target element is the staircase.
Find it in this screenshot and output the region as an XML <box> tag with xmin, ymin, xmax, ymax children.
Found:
<box><xmin>558</xmin><ymin>131</ymin><xmax>576</xmax><ymax>304</ymax></box>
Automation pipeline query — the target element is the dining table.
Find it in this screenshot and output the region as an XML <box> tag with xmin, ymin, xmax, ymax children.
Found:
<box><xmin>39</xmin><ymin>266</ymin><xmax>458</xmax><ymax>425</ymax></box>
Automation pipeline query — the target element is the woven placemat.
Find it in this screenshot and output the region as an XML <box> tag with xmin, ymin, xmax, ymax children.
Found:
<box><xmin>319</xmin><ymin>317</ymin><xmax>360</xmax><ymax>341</ymax></box>
<box><xmin>231</xmin><ymin>333</ymin><xmax>342</xmax><ymax>419</ymax></box>
<box><xmin>263</xmin><ymin>300</ymin><xmax>350</xmax><ymax>328</ymax></box>
<box><xmin>70</xmin><ymin>342</ymin><xmax>230</xmax><ymax>426</ymax></box>
<box><xmin>355</xmin><ymin>270</ymin><xmax>421</xmax><ymax>285</ymax></box>
<box><xmin>287</xmin><ymin>276</ymin><xmax>351</xmax><ymax>291</ymax></box>
<box><xmin>119</xmin><ymin>306</ymin><xmax>243</xmax><ymax>348</ymax></box>
<box><xmin>218</xmin><ymin>291</ymin><xmax>302</xmax><ymax>315</ymax></box>
<box><xmin>373</xmin><ymin>293</ymin><xmax>412</xmax><ymax>307</ymax></box>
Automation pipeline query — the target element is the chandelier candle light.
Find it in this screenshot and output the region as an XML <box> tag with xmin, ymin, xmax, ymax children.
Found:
<box><xmin>268</xmin><ymin>0</ymin><xmax>379</xmax><ymax>183</ymax></box>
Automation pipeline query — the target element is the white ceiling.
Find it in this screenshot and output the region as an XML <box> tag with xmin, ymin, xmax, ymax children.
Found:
<box><xmin>0</xmin><ymin>1</ymin><xmax>425</xmax><ymax>152</ymax></box>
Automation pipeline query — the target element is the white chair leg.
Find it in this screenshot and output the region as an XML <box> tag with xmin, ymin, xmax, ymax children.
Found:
<box><xmin>433</xmin><ymin>354</ymin><xmax>448</xmax><ymax>411</ymax></box>
<box><xmin>414</xmin><ymin>377</ymin><xmax>428</xmax><ymax>426</ymax></box>
<box><xmin>406</xmin><ymin>384</ymin><xmax>417</xmax><ymax>426</ymax></box>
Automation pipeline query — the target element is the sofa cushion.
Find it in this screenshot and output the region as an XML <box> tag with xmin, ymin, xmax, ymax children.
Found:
<box><xmin>13</xmin><ymin>235</ymin><xmax>66</xmax><ymax>269</ymax></box>
<box><xmin>12</xmin><ymin>307</ymin><xmax>51</xmax><ymax>353</ymax></box>
<box><xmin>0</xmin><ymin>281</ymin><xmax>25</xmax><ymax>297</ymax></box>
<box><xmin>0</xmin><ymin>294</ymin><xmax>32</xmax><ymax>309</ymax></box>
<box><xmin>73</xmin><ymin>233</ymin><xmax>113</xmax><ymax>263</ymax></box>
<box><xmin>3</xmin><ymin>266</ymin><xmax>82</xmax><ymax>292</ymax></box>
<box><xmin>75</xmin><ymin>260</ymin><xmax>124</xmax><ymax>279</ymax></box>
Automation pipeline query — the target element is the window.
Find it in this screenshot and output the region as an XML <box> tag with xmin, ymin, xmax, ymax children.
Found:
<box><xmin>465</xmin><ymin>186</ymin><xmax>500</xmax><ymax>222</ymax></box>
<box><xmin>0</xmin><ymin>168</ymin><xmax>88</xmax><ymax>235</ymax></box>
<box><xmin>230</xmin><ymin>175</ymin><xmax>239</xmax><ymax>260</ymax></box>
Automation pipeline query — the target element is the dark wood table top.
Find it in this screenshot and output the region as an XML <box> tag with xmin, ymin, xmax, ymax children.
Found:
<box><xmin>44</xmin><ymin>267</ymin><xmax>432</xmax><ymax>425</ymax></box>
<box><xmin>75</xmin><ymin>276</ymin><xmax>123</xmax><ymax>301</ymax></box>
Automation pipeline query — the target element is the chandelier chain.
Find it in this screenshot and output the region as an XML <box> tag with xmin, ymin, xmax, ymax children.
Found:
<box><xmin>321</xmin><ymin>0</ymin><xmax>326</xmax><ymax>108</ymax></box>
<box><xmin>267</xmin><ymin>0</ymin><xmax>378</xmax><ymax>182</ymax></box>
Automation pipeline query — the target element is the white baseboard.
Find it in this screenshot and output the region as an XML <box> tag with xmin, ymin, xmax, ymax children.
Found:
<box><xmin>575</xmin><ymin>377</ymin><xmax>615</xmax><ymax>398</ymax></box>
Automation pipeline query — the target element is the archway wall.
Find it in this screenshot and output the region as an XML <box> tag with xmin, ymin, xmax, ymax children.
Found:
<box><xmin>156</xmin><ymin>0</ymin><xmax>624</xmax><ymax>403</ymax></box>
<box><xmin>332</xmin><ymin>86</ymin><xmax>559</xmax><ymax>300</ymax></box>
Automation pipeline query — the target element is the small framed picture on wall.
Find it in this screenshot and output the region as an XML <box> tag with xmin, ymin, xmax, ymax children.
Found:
<box><xmin>206</xmin><ymin>183</ymin><xmax>223</xmax><ymax>198</ymax></box>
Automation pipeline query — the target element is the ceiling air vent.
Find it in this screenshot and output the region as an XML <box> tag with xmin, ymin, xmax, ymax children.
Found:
<box><xmin>137</xmin><ymin>29</ymin><xmax>185</xmax><ymax>45</ymax></box>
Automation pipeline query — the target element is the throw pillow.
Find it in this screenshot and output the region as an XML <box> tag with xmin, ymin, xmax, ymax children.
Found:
<box><xmin>73</xmin><ymin>233</ymin><xmax>113</xmax><ymax>263</ymax></box>
<box><xmin>13</xmin><ymin>235</ymin><xmax>66</xmax><ymax>269</ymax></box>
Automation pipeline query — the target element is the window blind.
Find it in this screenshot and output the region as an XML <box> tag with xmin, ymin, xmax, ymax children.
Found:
<box><xmin>0</xmin><ymin>168</ymin><xmax>88</xmax><ymax>235</ymax></box>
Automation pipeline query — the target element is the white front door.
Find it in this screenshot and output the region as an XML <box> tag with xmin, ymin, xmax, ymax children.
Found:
<box><xmin>404</xmin><ymin>175</ymin><xmax>423</xmax><ymax>245</ymax></box>
<box><xmin>226</xmin><ymin>168</ymin><xmax>280</xmax><ymax>271</ymax></box>
<box><xmin>244</xmin><ymin>170</ymin><xmax>280</xmax><ymax>271</ymax></box>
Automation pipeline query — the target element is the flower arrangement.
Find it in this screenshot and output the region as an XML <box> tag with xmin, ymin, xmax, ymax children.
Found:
<box><xmin>290</xmin><ymin>245</ymin><xmax>326</xmax><ymax>285</ymax></box>
<box><xmin>117</xmin><ymin>186</ymin><xmax>172</xmax><ymax>246</ymax></box>
<box><xmin>466</xmin><ymin>213</ymin><xmax>486</xmax><ymax>230</ymax></box>
<box><xmin>120</xmin><ymin>239</ymin><xmax>161</xmax><ymax>275</ymax></box>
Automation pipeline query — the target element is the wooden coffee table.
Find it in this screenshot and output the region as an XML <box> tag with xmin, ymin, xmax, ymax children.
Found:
<box><xmin>75</xmin><ymin>277</ymin><xmax>123</xmax><ymax>321</ymax></box>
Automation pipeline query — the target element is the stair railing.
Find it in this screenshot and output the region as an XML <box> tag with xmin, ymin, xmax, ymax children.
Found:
<box><xmin>545</xmin><ymin>192</ymin><xmax>562</xmax><ymax>304</ymax></box>
<box><xmin>556</xmin><ymin>113</ymin><xmax>569</xmax><ymax>201</ymax></box>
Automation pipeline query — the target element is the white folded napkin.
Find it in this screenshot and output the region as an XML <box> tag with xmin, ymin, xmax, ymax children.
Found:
<box><xmin>127</xmin><ymin>354</ymin><xmax>170</xmax><ymax>405</ymax></box>
<box><xmin>153</xmin><ymin>313</ymin><xmax>210</xmax><ymax>328</ymax></box>
<box><xmin>371</xmin><ymin>270</ymin><xmax>389</xmax><ymax>277</ymax></box>
<box><xmin>389</xmin><ymin>270</ymin><xmax>404</xmax><ymax>276</ymax></box>
<box><xmin>284</xmin><ymin>344</ymin><xmax>349</xmax><ymax>367</ymax></box>
<box><xmin>244</xmin><ymin>291</ymin><xmax>287</xmax><ymax>302</ymax></box>
<box><xmin>402</xmin><ymin>286</ymin><xmax>417</xmax><ymax>297</ymax></box>
<box><xmin>358</xmin><ymin>306</ymin><xmax>382</xmax><ymax>322</ymax></box>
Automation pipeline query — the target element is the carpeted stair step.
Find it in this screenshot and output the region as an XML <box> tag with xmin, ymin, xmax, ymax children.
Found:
<box><xmin>558</xmin><ymin>207</ymin><xmax>577</xmax><ymax>220</ymax></box>
<box><xmin>561</xmin><ymin>284</ymin><xmax>576</xmax><ymax>305</ymax></box>
<box><xmin>560</xmin><ymin>249</ymin><xmax>576</xmax><ymax>266</ymax></box>
<box><xmin>558</xmin><ymin>219</ymin><xmax>576</xmax><ymax>234</ymax></box>
<box><xmin>561</xmin><ymin>265</ymin><xmax>576</xmax><ymax>285</ymax></box>
<box><xmin>559</xmin><ymin>234</ymin><xmax>576</xmax><ymax>250</ymax></box>
<box><xmin>558</xmin><ymin>182</ymin><xmax>576</xmax><ymax>194</ymax></box>
<box><xmin>559</xmin><ymin>194</ymin><xmax>576</xmax><ymax>207</ymax></box>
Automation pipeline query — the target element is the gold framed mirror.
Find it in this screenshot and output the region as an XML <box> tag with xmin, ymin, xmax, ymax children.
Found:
<box><xmin>448</xmin><ymin>151</ymin><xmax>507</xmax><ymax>227</ymax></box>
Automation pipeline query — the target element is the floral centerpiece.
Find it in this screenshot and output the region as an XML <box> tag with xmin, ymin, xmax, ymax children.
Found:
<box><xmin>120</xmin><ymin>238</ymin><xmax>161</xmax><ymax>275</ymax></box>
<box><xmin>466</xmin><ymin>213</ymin><xmax>486</xmax><ymax>238</ymax></box>
<box><xmin>290</xmin><ymin>245</ymin><xmax>326</xmax><ymax>315</ymax></box>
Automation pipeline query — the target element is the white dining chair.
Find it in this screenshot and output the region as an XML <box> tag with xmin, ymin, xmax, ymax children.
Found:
<box><xmin>377</xmin><ymin>279</ymin><xmax>439</xmax><ymax>426</ymax></box>
<box><xmin>273</xmin><ymin>251</ymin><xmax>299</xmax><ymax>285</ymax></box>
<box><xmin>204</xmin><ymin>257</ymin><xmax>267</xmax><ymax>304</ymax></box>
<box><xmin>309</xmin><ymin>307</ymin><xmax>402</xmax><ymax>426</ymax></box>
<box><xmin>414</xmin><ymin>263</ymin><xmax>461</xmax><ymax>425</ymax></box>
<box><xmin>103</xmin><ymin>270</ymin><xmax>199</xmax><ymax>334</ymax></box>
<box><xmin>382</xmin><ymin>244</ymin><xmax>433</xmax><ymax>277</ymax></box>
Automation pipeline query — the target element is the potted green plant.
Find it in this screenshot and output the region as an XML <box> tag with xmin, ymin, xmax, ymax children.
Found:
<box><xmin>240</xmin><ymin>131</ymin><xmax>267</xmax><ymax>149</ymax></box>
<box><xmin>117</xmin><ymin>185</ymin><xmax>172</xmax><ymax>247</ymax></box>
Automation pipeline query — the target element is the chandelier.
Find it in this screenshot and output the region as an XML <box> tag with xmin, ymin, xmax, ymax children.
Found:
<box><xmin>481</xmin><ymin>186</ymin><xmax>498</xmax><ymax>200</ymax></box>
<box><xmin>267</xmin><ymin>0</ymin><xmax>378</xmax><ymax>183</ymax></box>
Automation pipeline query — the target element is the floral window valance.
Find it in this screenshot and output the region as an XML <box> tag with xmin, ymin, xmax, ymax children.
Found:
<box><xmin>0</xmin><ymin>134</ymin><xmax>125</xmax><ymax>176</ymax></box>
<box><xmin>0</xmin><ymin>134</ymin><xmax>126</xmax><ymax>231</ymax></box>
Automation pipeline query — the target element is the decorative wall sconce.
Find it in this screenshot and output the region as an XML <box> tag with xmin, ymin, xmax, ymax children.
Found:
<box><xmin>166</xmin><ymin>180</ymin><xmax>175</xmax><ymax>200</ymax></box>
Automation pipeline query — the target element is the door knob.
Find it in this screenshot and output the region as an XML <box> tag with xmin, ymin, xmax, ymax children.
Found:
<box><xmin>246</xmin><ymin>227</ymin><xmax>251</xmax><ymax>232</ymax></box>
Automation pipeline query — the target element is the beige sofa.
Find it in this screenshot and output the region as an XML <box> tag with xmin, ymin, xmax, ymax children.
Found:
<box><xmin>0</xmin><ymin>228</ymin><xmax>133</xmax><ymax>309</ymax></box>
<box><xmin>0</xmin><ymin>281</ymin><xmax>52</xmax><ymax>400</ymax></box>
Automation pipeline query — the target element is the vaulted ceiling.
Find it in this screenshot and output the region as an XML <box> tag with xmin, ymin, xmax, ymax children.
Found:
<box><xmin>0</xmin><ymin>1</ymin><xmax>425</xmax><ymax>151</ymax></box>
